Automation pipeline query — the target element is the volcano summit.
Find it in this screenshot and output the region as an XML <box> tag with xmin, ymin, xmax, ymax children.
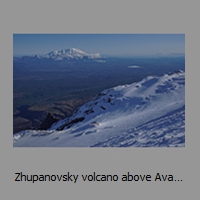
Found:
<box><xmin>18</xmin><ymin>48</ymin><xmax>102</xmax><ymax>61</ymax></box>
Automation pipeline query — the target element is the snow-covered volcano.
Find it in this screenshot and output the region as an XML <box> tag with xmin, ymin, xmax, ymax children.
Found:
<box><xmin>42</xmin><ymin>48</ymin><xmax>101</xmax><ymax>60</ymax></box>
<box><xmin>16</xmin><ymin>48</ymin><xmax>102</xmax><ymax>61</ymax></box>
<box><xmin>13</xmin><ymin>71</ymin><xmax>185</xmax><ymax>147</ymax></box>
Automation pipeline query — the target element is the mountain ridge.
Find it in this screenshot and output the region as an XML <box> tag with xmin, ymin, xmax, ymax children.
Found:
<box><xmin>17</xmin><ymin>48</ymin><xmax>102</xmax><ymax>61</ymax></box>
<box><xmin>13</xmin><ymin>70</ymin><xmax>185</xmax><ymax>147</ymax></box>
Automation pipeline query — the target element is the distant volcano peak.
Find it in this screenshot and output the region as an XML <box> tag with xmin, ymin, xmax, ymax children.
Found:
<box><xmin>44</xmin><ymin>48</ymin><xmax>101</xmax><ymax>60</ymax></box>
<box><xmin>17</xmin><ymin>48</ymin><xmax>102</xmax><ymax>61</ymax></box>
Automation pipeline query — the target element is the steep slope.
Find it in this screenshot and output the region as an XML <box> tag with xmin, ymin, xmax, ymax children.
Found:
<box><xmin>13</xmin><ymin>71</ymin><xmax>185</xmax><ymax>147</ymax></box>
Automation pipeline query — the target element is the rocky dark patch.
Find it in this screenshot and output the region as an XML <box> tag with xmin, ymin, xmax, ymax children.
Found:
<box><xmin>84</xmin><ymin>109</ymin><xmax>94</xmax><ymax>115</ymax></box>
<box><xmin>56</xmin><ymin>117</ymin><xmax>85</xmax><ymax>131</ymax></box>
<box><xmin>100</xmin><ymin>106</ymin><xmax>106</xmax><ymax>110</ymax></box>
<box><xmin>40</xmin><ymin>113</ymin><xmax>58</xmax><ymax>130</ymax></box>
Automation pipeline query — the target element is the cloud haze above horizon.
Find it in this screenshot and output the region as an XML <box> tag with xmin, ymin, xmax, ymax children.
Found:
<box><xmin>13</xmin><ymin>34</ymin><xmax>185</xmax><ymax>57</ymax></box>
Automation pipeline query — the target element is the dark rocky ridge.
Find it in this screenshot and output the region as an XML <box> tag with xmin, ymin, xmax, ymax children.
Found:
<box><xmin>40</xmin><ymin>113</ymin><xmax>58</xmax><ymax>130</ymax></box>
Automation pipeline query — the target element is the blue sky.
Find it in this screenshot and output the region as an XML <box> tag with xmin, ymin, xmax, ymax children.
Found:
<box><xmin>13</xmin><ymin>34</ymin><xmax>185</xmax><ymax>57</ymax></box>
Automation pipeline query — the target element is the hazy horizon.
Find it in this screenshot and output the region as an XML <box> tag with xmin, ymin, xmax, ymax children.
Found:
<box><xmin>13</xmin><ymin>34</ymin><xmax>185</xmax><ymax>57</ymax></box>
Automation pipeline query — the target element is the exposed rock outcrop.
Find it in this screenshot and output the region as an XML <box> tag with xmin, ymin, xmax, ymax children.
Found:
<box><xmin>40</xmin><ymin>113</ymin><xmax>58</xmax><ymax>130</ymax></box>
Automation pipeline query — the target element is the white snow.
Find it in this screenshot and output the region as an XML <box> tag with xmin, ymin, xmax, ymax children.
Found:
<box><xmin>43</xmin><ymin>48</ymin><xmax>101</xmax><ymax>60</ymax></box>
<box><xmin>13</xmin><ymin>71</ymin><xmax>185</xmax><ymax>147</ymax></box>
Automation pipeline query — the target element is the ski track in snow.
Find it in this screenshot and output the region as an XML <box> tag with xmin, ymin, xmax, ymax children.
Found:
<box><xmin>13</xmin><ymin>71</ymin><xmax>185</xmax><ymax>147</ymax></box>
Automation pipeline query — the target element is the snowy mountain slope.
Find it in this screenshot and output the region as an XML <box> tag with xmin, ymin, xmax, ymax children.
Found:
<box><xmin>13</xmin><ymin>71</ymin><xmax>185</xmax><ymax>147</ymax></box>
<box><xmin>19</xmin><ymin>48</ymin><xmax>101</xmax><ymax>60</ymax></box>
